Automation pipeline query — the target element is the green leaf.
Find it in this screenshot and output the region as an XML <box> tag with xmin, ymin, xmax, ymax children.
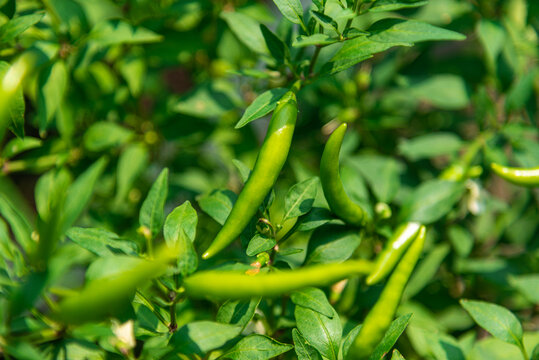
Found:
<box><xmin>169</xmin><ymin>321</ymin><xmax>242</xmax><ymax>356</ymax></box>
<box><xmin>7</xmin><ymin>88</ymin><xmax>24</xmax><ymax>138</ymax></box>
<box><xmin>2</xmin><ymin>137</ymin><xmax>41</xmax><ymax>159</ymax></box>
<box><xmin>139</xmin><ymin>168</ymin><xmax>169</xmax><ymax>239</ymax></box>
<box><xmin>349</xmin><ymin>154</ymin><xmax>403</xmax><ymax>203</ymax></box>
<box><xmin>322</xmin><ymin>19</ymin><xmax>465</xmax><ymax>75</ymax></box>
<box><xmin>283</xmin><ymin>177</ymin><xmax>319</xmax><ymax>220</ymax></box>
<box><xmin>235</xmin><ymin>88</ymin><xmax>288</xmax><ymax>129</ymax></box>
<box><xmin>221</xmin><ymin>334</ymin><xmax>293</xmax><ymax>360</ymax></box>
<box><xmin>425</xmin><ymin>332</ymin><xmax>465</xmax><ymax>360</ymax></box>
<box><xmin>408</xmin><ymin>75</ymin><xmax>469</xmax><ymax>110</ymax></box>
<box><xmin>35</xmin><ymin>169</ymin><xmax>71</xmax><ymax>264</ymax></box>
<box><xmin>296</xmin><ymin>207</ymin><xmax>334</xmax><ymax>231</ymax></box>
<box><xmin>115</xmin><ymin>143</ymin><xmax>149</xmax><ymax>204</ymax></box>
<box><xmin>291</xmin><ymin>287</ymin><xmax>334</xmax><ymax>318</ymax></box>
<box><xmin>164</xmin><ymin>201</ymin><xmax>198</xmax><ymax>245</ymax></box>
<box><xmin>477</xmin><ymin>19</ymin><xmax>506</xmax><ymax>72</ymax></box>
<box><xmin>66</xmin><ymin>227</ymin><xmax>138</xmax><ymax>256</ymax></box>
<box><xmin>0</xmin><ymin>13</ymin><xmax>44</xmax><ymax>43</ymax></box>
<box><xmin>340</xmin><ymin>324</ymin><xmax>362</xmax><ymax>360</ymax></box>
<box><xmin>164</xmin><ymin>201</ymin><xmax>198</xmax><ymax>275</ymax></box>
<box><xmin>369</xmin><ymin>0</ymin><xmax>428</xmax><ymax>12</ymax></box>
<box><xmin>88</xmin><ymin>19</ymin><xmax>162</xmax><ymax>46</ymax></box>
<box><xmin>505</xmin><ymin>68</ymin><xmax>538</xmax><ymax>112</ymax></box>
<box><xmin>404</xmin><ymin>244</ymin><xmax>450</xmax><ymax>299</ymax></box>
<box><xmin>220</xmin><ymin>11</ymin><xmax>268</xmax><ymax>55</ymax></box>
<box><xmin>391</xmin><ymin>349</ymin><xmax>406</xmax><ymax>359</ymax></box>
<box><xmin>172</xmin><ymin>81</ymin><xmax>241</xmax><ymax>118</ymax></box>
<box><xmin>306</xmin><ymin>224</ymin><xmax>361</xmax><ymax>264</ymax></box>
<box><xmin>508</xmin><ymin>274</ymin><xmax>539</xmax><ymax>304</ymax></box>
<box><xmin>37</xmin><ymin>60</ymin><xmax>68</xmax><ymax>131</ymax></box>
<box><xmin>399</xmin><ymin>179</ymin><xmax>465</xmax><ymax>224</ymax></box>
<box><xmin>83</xmin><ymin>121</ymin><xmax>134</xmax><ymax>152</ymax></box>
<box><xmin>261</xmin><ymin>24</ymin><xmax>288</xmax><ymax>65</ymax></box>
<box><xmin>532</xmin><ymin>343</ymin><xmax>539</xmax><ymax>360</ymax></box>
<box><xmin>294</xmin><ymin>292</ymin><xmax>341</xmax><ymax>360</ymax></box>
<box><xmin>272</xmin><ymin>0</ymin><xmax>304</xmax><ymax>25</ymax></box>
<box><xmin>310</xmin><ymin>10</ymin><xmax>340</xmax><ymax>34</ymax></box>
<box><xmin>292</xmin><ymin>328</ymin><xmax>322</xmax><ymax>360</ymax></box>
<box><xmin>448</xmin><ymin>225</ymin><xmax>474</xmax><ymax>258</ymax></box>
<box><xmin>7</xmin><ymin>270</ymin><xmax>48</xmax><ymax>319</ymax></box>
<box><xmin>197</xmin><ymin>189</ymin><xmax>237</xmax><ymax>225</ymax></box>
<box><xmin>232</xmin><ymin>159</ymin><xmax>251</xmax><ymax>183</ymax></box>
<box><xmin>118</xmin><ymin>55</ymin><xmax>146</xmax><ymax>96</ymax></box>
<box><xmin>0</xmin><ymin>0</ymin><xmax>15</xmax><ymax>18</ymax></box>
<box><xmin>61</xmin><ymin>157</ymin><xmax>108</xmax><ymax>234</ymax></box>
<box><xmin>460</xmin><ymin>299</ymin><xmax>524</xmax><ymax>348</ymax></box>
<box><xmin>321</xmin><ymin>38</ymin><xmax>397</xmax><ymax>75</ymax></box>
<box><xmin>368</xmin><ymin>19</ymin><xmax>466</xmax><ymax>44</ymax></box>
<box><xmin>4</xmin><ymin>341</ymin><xmax>44</xmax><ymax>360</ymax></box>
<box><xmin>0</xmin><ymin>62</ymin><xmax>26</xmax><ymax>138</ymax></box>
<box><xmin>0</xmin><ymin>194</ymin><xmax>33</xmax><ymax>254</ymax></box>
<box><xmin>398</xmin><ymin>132</ymin><xmax>463</xmax><ymax>161</ymax></box>
<box><xmin>217</xmin><ymin>297</ymin><xmax>261</xmax><ymax>329</ymax></box>
<box><xmin>293</xmin><ymin>34</ymin><xmax>340</xmax><ymax>47</ymax></box>
<box><xmin>246</xmin><ymin>233</ymin><xmax>276</xmax><ymax>256</ymax></box>
<box><xmin>369</xmin><ymin>314</ymin><xmax>412</xmax><ymax>360</ymax></box>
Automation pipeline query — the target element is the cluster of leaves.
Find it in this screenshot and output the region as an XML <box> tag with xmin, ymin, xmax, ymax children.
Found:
<box><xmin>0</xmin><ymin>0</ymin><xmax>537</xmax><ymax>359</ymax></box>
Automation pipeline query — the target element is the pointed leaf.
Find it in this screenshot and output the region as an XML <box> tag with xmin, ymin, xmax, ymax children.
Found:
<box><xmin>221</xmin><ymin>334</ymin><xmax>293</xmax><ymax>360</ymax></box>
<box><xmin>283</xmin><ymin>177</ymin><xmax>319</xmax><ymax>221</ymax></box>
<box><xmin>291</xmin><ymin>287</ymin><xmax>334</xmax><ymax>318</ymax></box>
<box><xmin>169</xmin><ymin>321</ymin><xmax>242</xmax><ymax>356</ymax></box>
<box><xmin>139</xmin><ymin>168</ymin><xmax>169</xmax><ymax>238</ymax></box>
<box><xmin>293</xmin><ymin>328</ymin><xmax>322</xmax><ymax>360</ymax></box>
<box><xmin>66</xmin><ymin>227</ymin><xmax>138</xmax><ymax>257</ymax></box>
<box><xmin>235</xmin><ymin>88</ymin><xmax>288</xmax><ymax>129</ymax></box>
<box><xmin>295</xmin><ymin>293</ymin><xmax>341</xmax><ymax>360</ymax></box>
<box><xmin>460</xmin><ymin>299</ymin><xmax>524</xmax><ymax>348</ymax></box>
<box><xmin>61</xmin><ymin>157</ymin><xmax>108</xmax><ymax>234</ymax></box>
<box><xmin>272</xmin><ymin>0</ymin><xmax>304</xmax><ymax>25</ymax></box>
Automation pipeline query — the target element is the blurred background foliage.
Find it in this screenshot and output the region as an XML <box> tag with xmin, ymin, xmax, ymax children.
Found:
<box><xmin>0</xmin><ymin>0</ymin><xmax>538</xmax><ymax>359</ymax></box>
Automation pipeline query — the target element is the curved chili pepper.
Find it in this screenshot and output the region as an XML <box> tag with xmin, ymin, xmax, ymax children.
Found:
<box><xmin>183</xmin><ymin>260</ymin><xmax>373</xmax><ymax>299</ymax></box>
<box><xmin>366</xmin><ymin>222</ymin><xmax>422</xmax><ymax>285</ymax></box>
<box><xmin>202</xmin><ymin>89</ymin><xmax>298</xmax><ymax>259</ymax></box>
<box><xmin>491</xmin><ymin>163</ymin><xmax>539</xmax><ymax>187</ymax></box>
<box><xmin>320</xmin><ymin>123</ymin><xmax>367</xmax><ymax>226</ymax></box>
<box><xmin>349</xmin><ymin>226</ymin><xmax>426</xmax><ymax>359</ymax></box>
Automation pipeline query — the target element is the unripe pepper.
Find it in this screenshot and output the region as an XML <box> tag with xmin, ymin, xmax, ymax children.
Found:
<box><xmin>320</xmin><ymin>123</ymin><xmax>367</xmax><ymax>226</ymax></box>
<box><xmin>202</xmin><ymin>88</ymin><xmax>298</xmax><ymax>259</ymax></box>
<box><xmin>366</xmin><ymin>222</ymin><xmax>422</xmax><ymax>285</ymax></box>
<box><xmin>349</xmin><ymin>226</ymin><xmax>426</xmax><ymax>359</ymax></box>
<box><xmin>491</xmin><ymin>163</ymin><xmax>539</xmax><ymax>187</ymax></box>
<box><xmin>183</xmin><ymin>260</ymin><xmax>373</xmax><ymax>299</ymax></box>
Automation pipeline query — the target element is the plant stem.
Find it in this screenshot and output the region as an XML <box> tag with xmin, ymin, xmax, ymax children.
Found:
<box><xmin>135</xmin><ymin>291</ymin><xmax>169</xmax><ymax>328</ymax></box>
<box><xmin>344</xmin><ymin>0</ymin><xmax>361</xmax><ymax>33</ymax></box>
<box><xmin>308</xmin><ymin>45</ymin><xmax>322</xmax><ymax>77</ymax></box>
<box><xmin>519</xmin><ymin>343</ymin><xmax>528</xmax><ymax>360</ymax></box>
<box><xmin>169</xmin><ymin>297</ymin><xmax>179</xmax><ymax>333</ymax></box>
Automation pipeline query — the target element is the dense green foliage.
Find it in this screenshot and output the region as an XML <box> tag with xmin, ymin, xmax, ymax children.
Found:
<box><xmin>0</xmin><ymin>0</ymin><xmax>538</xmax><ymax>359</ymax></box>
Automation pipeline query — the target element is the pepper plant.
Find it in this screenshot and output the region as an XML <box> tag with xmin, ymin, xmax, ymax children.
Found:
<box><xmin>0</xmin><ymin>0</ymin><xmax>538</xmax><ymax>359</ymax></box>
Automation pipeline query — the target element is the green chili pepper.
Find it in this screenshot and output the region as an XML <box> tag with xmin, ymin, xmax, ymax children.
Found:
<box><xmin>491</xmin><ymin>163</ymin><xmax>539</xmax><ymax>187</ymax></box>
<box><xmin>366</xmin><ymin>222</ymin><xmax>422</xmax><ymax>285</ymax></box>
<box><xmin>183</xmin><ymin>260</ymin><xmax>373</xmax><ymax>299</ymax></box>
<box><xmin>202</xmin><ymin>89</ymin><xmax>298</xmax><ymax>259</ymax></box>
<box><xmin>320</xmin><ymin>123</ymin><xmax>367</xmax><ymax>226</ymax></box>
<box><xmin>55</xmin><ymin>246</ymin><xmax>175</xmax><ymax>325</ymax></box>
<box><xmin>349</xmin><ymin>226</ymin><xmax>426</xmax><ymax>359</ymax></box>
